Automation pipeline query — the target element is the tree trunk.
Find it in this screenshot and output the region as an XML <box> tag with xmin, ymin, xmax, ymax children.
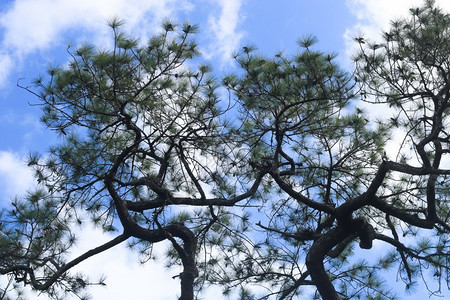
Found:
<box><xmin>306</xmin><ymin>226</ymin><xmax>349</xmax><ymax>300</ymax></box>
<box><xmin>179</xmin><ymin>268</ymin><xmax>196</xmax><ymax>300</ymax></box>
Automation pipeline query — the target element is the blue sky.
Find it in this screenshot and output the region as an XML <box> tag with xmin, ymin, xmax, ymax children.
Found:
<box><xmin>0</xmin><ymin>0</ymin><xmax>449</xmax><ymax>299</ymax></box>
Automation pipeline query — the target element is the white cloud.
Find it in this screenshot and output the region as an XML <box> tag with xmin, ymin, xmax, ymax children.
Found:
<box><xmin>0</xmin><ymin>0</ymin><xmax>192</xmax><ymax>87</ymax></box>
<box><xmin>0</xmin><ymin>0</ymin><xmax>181</xmax><ymax>55</ymax></box>
<box><xmin>0</xmin><ymin>151</ymin><xmax>34</xmax><ymax>202</ymax></box>
<box><xmin>0</xmin><ymin>0</ymin><xmax>244</xmax><ymax>86</ymax></box>
<box><xmin>344</xmin><ymin>0</ymin><xmax>450</xmax><ymax>60</ymax></box>
<box><xmin>0</xmin><ymin>53</ymin><xmax>12</xmax><ymax>88</ymax></box>
<box><xmin>206</xmin><ymin>0</ymin><xmax>244</xmax><ymax>64</ymax></box>
<box><xmin>68</xmin><ymin>229</ymin><xmax>181</xmax><ymax>300</ymax></box>
<box><xmin>346</xmin><ymin>0</ymin><xmax>423</xmax><ymax>32</ymax></box>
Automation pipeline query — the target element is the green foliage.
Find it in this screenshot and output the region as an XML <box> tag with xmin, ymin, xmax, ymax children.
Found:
<box><xmin>1</xmin><ymin>1</ymin><xmax>450</xmax><ymax>300</ymax></box>
<box><xmin>3</xmin><ymin>19</ymin><xmax>223</xmax><ymax>300</ymax></box>
<box><xmin>355</xmin><ymin>0</ymin><xmax>450</xmax><ymax>162</ymax></box>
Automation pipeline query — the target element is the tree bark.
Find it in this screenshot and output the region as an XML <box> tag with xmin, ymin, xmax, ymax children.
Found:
<box><xmin>306</xmin><ymin>226</ymin><xmax>349</xmax><ymax>300</ymax></box>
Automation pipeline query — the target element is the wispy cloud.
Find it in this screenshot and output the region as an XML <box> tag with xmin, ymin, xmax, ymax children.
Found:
<box><xmin>0</xmin><ymin>0</ymin><xmax>243</xmax><ymax>86</ymax></box>
<box><xmin>0</xmin><ymin>151</ymin><xmax>34</xmax><ymax>203</ymax></box>
<box><xmin>344</xmin><ymin>0</ymin><xmax>449</xmax><ymax>60</ymax></box>
<box><xmin>206</xmin><ymin>0</ymin><xmax>244</xmax><ymax>64</ymax></box>
<box><xmin>0</xmin><ymin>53</ymin><xmax>12</xmax><ymax>88</ymax></box>
<box><xmin>0</xmin><ymin>0</ymin><xmax>193</xmax><ymax>86</ymax></box>
<box><xmin>0</xmin><ymin>0</ymin><xmax>181</xmax><ymax>53</ymax></box>
<box><xmin>345</xmin><ymin>0</ymin><xmax>423</xmax><ymax>44</ymax></box>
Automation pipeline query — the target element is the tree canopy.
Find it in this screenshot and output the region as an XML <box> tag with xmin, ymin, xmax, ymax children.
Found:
<box><xmin>1</xmin><ymin>1</ymin><xmax>449</xmax><ymax>299</ymax></box>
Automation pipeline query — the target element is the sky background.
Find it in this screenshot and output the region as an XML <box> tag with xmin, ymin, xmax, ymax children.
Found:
<box><xmin>0</xmin><ymin>0</ymin><xmax>449</xmax><ymax>299</ymax></box>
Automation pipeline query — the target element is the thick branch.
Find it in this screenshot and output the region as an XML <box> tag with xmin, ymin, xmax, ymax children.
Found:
<box><xmin>306</xmin><ymin>226</ymin><xmax>349</xmax><ymax>300</ymax></box>
<box><xmin>124</xmin><ymin>172</ymin><xmax>265</xmax><ymax>212</ymax></box>
<box><xmin>371</xmin><ymin>196</ymin><xmax>435</xmax><ymax>229</ymax></box>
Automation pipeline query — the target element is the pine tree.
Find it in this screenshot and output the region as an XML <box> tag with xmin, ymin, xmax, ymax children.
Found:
<box><xmin>1</xmin><ymin>1</ymin><xmax>449</xmax><ymax>299</ymax></box>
